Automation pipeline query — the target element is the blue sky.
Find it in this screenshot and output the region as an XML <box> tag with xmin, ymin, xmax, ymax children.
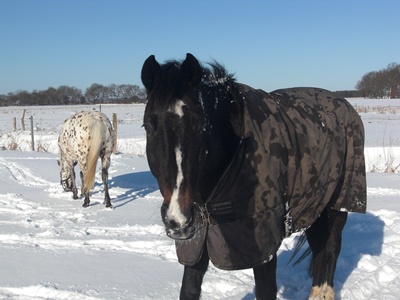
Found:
<box><xmin>1</xmin><ymin>0</ymin><xmax>399</xmax><ymax>94</ymax></box>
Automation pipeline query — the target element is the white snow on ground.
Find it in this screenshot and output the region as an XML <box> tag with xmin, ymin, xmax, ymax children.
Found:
<box><xmin>0</xmin><ymin>99</ymin><xmax>399</xmax><ymax>299</ymax></box>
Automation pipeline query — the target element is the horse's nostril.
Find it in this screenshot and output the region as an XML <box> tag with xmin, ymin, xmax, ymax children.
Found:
<box><xmin>168</xmin><ymin>219</ymin><xmax>179</xmax><ymax>230</ymax></box>
<box><xmin>161</xmin><ymin>203</ymin><xmax>168</xmax><ymax>220</ymax></box>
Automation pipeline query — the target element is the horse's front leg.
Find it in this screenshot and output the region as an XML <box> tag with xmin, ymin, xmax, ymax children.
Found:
<box><xmin>80</xmin><ymin>171</ymin><xmax>85</xmax><ymax>196</ymax></box>
<box><xmin>253</xmin><ymin>255</ymin><xmax>277</xmax><ymax>300</ymax></box>
<box><xmin>101</xmin><ymin>155</ymin><xmax>112</xmax><ymax>208</ymax></box>
<box><xmin>180</xmin><ymin>245</ymin><xmax>209</xmax><ymax>300</ymax></box>
<box><xmin>70</xmin><ymin>166</ymin><xmax>79</xmax><ymax>199</ymax></box>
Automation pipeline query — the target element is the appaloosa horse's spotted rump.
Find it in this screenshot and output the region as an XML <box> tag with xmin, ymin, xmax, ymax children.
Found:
<box><xmin>58</xmin><ymin>111</ymin><xmax>114</xmax><ymax>208</ymax></box>
<box><xmin>141</xmin><ymin>53</ymin><xmax>367</xmax><ymax>300</ymax></box>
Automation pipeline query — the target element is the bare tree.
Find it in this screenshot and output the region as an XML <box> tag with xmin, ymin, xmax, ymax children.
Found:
<box><xmin>356</xmin><ymin>63</ymin><xmax>400</xmax><ymax>98</ymax></box>
<box><xmin>85</xmin><ymin>83</ymin><xmax>107</xmax><ymax>103</ymax></box>
<box><xmin>386</xmin><ymin>63</ymin><xmax>400</xmax><ymax>98</ymax></box>
<box><xmin>57</xmin><ymin>86</ymin><xmax>83</xmax><ymax>105</ymax></box>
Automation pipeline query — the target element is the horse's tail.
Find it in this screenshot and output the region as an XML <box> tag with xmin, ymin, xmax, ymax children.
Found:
<box><xmin>83</xmin><ymin>123</ymin><xmax>102</xmax><ymax>194</ymax></box>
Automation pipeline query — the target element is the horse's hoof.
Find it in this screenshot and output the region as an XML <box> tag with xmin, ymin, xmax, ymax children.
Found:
<box><xmin>82</xmin><ymin>203</ymin><xmax>89</xmax><ymax>208</ymax></box>
<box><xmin>103</xmin><ymin>199</ymin><xmax>112</xmax><ymax>208</ymax></box>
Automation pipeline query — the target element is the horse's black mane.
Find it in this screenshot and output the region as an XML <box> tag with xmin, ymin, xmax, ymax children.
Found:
<box><xmin>161</xmin><ymin>58</ymin><xmax>236</xmax><ymax>83</ymax></box>
<box><xmin>199</xmin><ymin>61</ymin><xmax>242</xmax><ymax>118</ymax></box>
<box><xmin>155</xmin><ymin>59</ymin><xmax>239</xmax><ymax>108</ymax></box>
<box><xmin>201</xmin><ymin>61</ymin><xmax>236</xmax><ymax>86</ymax></box>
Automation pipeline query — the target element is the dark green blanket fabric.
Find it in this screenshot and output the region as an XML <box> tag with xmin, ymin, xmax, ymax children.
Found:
<box><xmin>176</xmin><ymin>86</ymin><xmax>367</xmax><ymax>270</ymax></box>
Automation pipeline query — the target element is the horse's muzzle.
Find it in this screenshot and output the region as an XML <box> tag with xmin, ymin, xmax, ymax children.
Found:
<box><xmin>165</xmin><ymin>222</ymin><xmax>196</xmax><ymax>240</ymax></box>
<box><xmin>161</xmin><ymin>204</ymin><xmax>199</xmax><ymax>240</ymax></box>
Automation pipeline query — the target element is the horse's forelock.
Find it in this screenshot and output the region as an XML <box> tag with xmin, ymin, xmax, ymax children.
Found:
<box><xmin>147</xmin><ymin>59</ymin><xmax>242</xmax><ymax>135</ymax></box>
<box><xmin>148</xmin><ymin>61</ymin><xmax>183</xmax><ymax>107</ymax></box>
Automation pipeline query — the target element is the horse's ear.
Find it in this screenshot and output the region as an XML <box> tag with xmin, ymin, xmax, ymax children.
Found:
<box><xmin>141</xmin><ymin>55</ymin><xmax>161</xmax><ymax>92</ymax></box>
<box><xmin>181</xmin><ymin>53</ymin><xmax>202</xmax><ymax>87</ymax></box>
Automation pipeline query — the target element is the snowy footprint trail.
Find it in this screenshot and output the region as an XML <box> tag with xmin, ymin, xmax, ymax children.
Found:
<box><xmin>0</xmin><ymin>153</ymin><xmax>180</xmax><ymax>299</ymax></box>
<box><xmin>0</xmin><ymin>156</ymin><xmax>53</xmax><ymax>188</ymax></box>
<box><xmin>0</xmin><ymin>285</ymin><xmax>100</xmax><ymax>300</ymax></box>
<box><xmin>0</xmin><ymin>151</ymin><xmax>400</xmax><ymax>299</ymax></box>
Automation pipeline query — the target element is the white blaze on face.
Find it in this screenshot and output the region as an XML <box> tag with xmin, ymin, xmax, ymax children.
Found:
<box><xmin>170</xmin><ymin>99</ymin><xmax>185</xmax><ymax>117</ymax></box>
<box><xmin>166</xmin><ymin>100</ymin><xmax>187</xmax><ymax>226</ymax></box>
<box><xmin>167</xmin><ymin>147</ymin><xmax>187</xmax><ymax>226</ymax></box>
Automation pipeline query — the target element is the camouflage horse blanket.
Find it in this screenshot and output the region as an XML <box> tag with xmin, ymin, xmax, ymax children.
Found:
<box><xmin>176</xmin><ymin>86</ymin><xmax>367</xmax><ymax>270</ymax></box>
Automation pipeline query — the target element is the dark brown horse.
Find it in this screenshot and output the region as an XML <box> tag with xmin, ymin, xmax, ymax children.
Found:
<box><xmin>141</xmin><ymin>53</ymin><xmax>366</xmax><ymax>299</ymax></box>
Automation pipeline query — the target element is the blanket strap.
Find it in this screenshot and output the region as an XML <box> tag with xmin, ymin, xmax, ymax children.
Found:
<box><xmin>194</xmin><ymin>139</ymin><xmax>245</xmax><ymax>226</ymax></box>
<box><xmin>195</xmin><ymin>203</ymin><xmax>211</xmax><ymax>226</ymax></box>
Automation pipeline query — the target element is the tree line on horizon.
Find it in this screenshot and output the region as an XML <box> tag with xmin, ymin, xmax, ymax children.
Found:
<box><xmin>1</xmin><ymin>62</ymin><xmax>399</xmax><ymax>106</ymax></box>
<box><xmin>0</xmin><ymin>83</ymin><xmax>147</xmax><ymax>106</ymax></box>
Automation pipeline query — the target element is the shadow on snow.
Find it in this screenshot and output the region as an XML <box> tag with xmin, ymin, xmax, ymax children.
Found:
<box><xmin>241</xmin><ymin>212</ymin><xmax>384</xmax><ymax>299</ymax></box>
<box><xmin>89</xmin><ymin>173</ymin><xmax>384</xmax><ymax>299</ymax></box>
<box><xmin>106</xmin><ymin>171</ymin><xmax>158</xmax><ymax>208</ymax></box>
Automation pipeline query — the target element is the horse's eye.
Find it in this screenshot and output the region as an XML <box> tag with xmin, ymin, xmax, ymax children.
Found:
<box><xmin>143</xmin><ymin>119</ymin><xmax>158</xmax><ymax>136</ymax></box>
<box><xmin>143</xmin><ymin>114</ymin><xmax>158</xmax><ymax>136</ymax></box>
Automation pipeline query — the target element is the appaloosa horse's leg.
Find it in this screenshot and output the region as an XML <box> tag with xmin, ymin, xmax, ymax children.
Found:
<box><xmin>70</xmin><ymin>166</ymin><xmax>79</xmax><ymax>199</ymax></box>
<box><xmin>80</xmin><ymin>170</ymin><xmax>85</xmax><ymax>196</ymax></box>
<box><xmin>80</xmin><ymin>170</ymin><xmax>91</xmax><ymax>207</ymax></box>
<box><xmin>101</xmin><ymin>154</ymin><xmax>112</xmax><ymax>208</ymax></box>
<box><xmin>253</xmin><ymin>255</ymin><xmax>277</xmax><ymax>300</ymax></box>
<box><xmin>306</xmin><ymin>208</ymin><xmax>348</xmax><ymax>300</ymax></box>
<box><xmin>82</xmin><ymin>193</ymin><xmax>90</xmax><ymax>207</ymax></box>
<box><xmin>180</xmin><ymin>245</ymin><xmax>210</xmax><ymax>300</ymax></box>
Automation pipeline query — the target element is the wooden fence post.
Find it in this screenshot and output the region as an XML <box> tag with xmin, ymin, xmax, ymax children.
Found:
<box><xmin>30</xmin><ymin>116</ymin><xmax>35</xmax><ymax>151</ymax></box>
<box><xmin>112</xmin><ymin>113</ymin><xmax>117</xmax><ymax>154</ymax></box>
<box><xmin>13</xmin><ymin>117</ymin><xmax>16</xmax><ymax>131</ymax></box>
<box><xmin>21</xmin><ymin>109</ymin><xmax>26</xmax><ymax>131</ymax></box>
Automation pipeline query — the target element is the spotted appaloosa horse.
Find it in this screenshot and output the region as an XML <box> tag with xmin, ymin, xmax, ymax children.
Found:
<box><xmin>141</xmin><ymin>53</ymin><xmax>367</xmax><ymax>299</ymax></box>
<box><xmin>58</xmin><ymin>111</ymin><xmax>114</xmax><ymax>208</ymax></box>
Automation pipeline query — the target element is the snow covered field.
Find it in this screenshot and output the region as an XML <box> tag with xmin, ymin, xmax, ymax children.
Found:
<box><xmin>0</xmin><ymin>98</ymin><xmax>399</xmax><ymax>299</ymax></box>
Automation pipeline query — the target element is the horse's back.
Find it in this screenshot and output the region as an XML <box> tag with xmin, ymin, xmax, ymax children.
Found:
<box><xmin>61</xmin><ymin>111</ymin><xmax>112</xmax><ymax>138</ymax></box>
<box><xmin>270</xmin><ymin>87</ymin><xmax>359</xmax><ymax>122</ymax></box>
<box><xmin>270</xmin><ymin>87</ymin><xmax>366</xmax><ymax>216</ymax></box>
<box><xmin>58</xmin><ymin>111</ymin><xmax>114</xmax><ymax>159</ymax></box>
<box><xmin>240</xmin><ymin>85</ymin><xmax>366</xmax><ymax>233</ymax></box>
